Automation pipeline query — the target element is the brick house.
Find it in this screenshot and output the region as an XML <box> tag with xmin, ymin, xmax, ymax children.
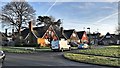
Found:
<box><xmin>63</xmin><ymin>29</ymin><xmax>79</xmax><ymax>43</ymax></box>
<box><xmin>99</xmin><ymin>32</ymin><xmax>117</xmax><ymax>45</ymax></box>
<box><xmin>77</xmin><ymin>31</ymin><xmax>88</xmax><ymax>44</ymax></box>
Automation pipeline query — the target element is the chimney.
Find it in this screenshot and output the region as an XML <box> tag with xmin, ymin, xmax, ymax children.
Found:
<box><xmin>5</xmin><ymin>29</ymin><xmax>7</xmax><ymax>36</ymax></box>
<box><xmin>60</xmin><ymin>27</ymin><xmax>63</xmax><ymax>37</ymax></box>
<box><xmin>12</xmin><ymin>29</ymin><xmax>14</xmax><ymax>35</ymax></box>
<box><xmin>29</xmin><ymin>21</ymin><xmax>33</xmax><ymax>31</ymax></box>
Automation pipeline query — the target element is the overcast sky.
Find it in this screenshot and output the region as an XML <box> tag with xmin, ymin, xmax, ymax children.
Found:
<box><xmin>0</xmin><ymin>0</ymin><xmax>119</xmax><ymax>35</ymax></box>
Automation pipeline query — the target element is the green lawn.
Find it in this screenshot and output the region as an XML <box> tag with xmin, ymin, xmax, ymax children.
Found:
<box><xmin>64</xmin><ymin>53</ymin><xmax>119</xmax><ymax>66</ymax></box>
<box><xmin>64</xmin><ymin>45</ymin><xmax>120</xmax><ymax>67</ymax></box>
<box><xmin>0</xmin><ymin>46</ymin><xmax>52</xmax><ymax>53</ymax></box>
<box><xmin>0</xmin><ymin>47</ymin><xmax>34</xmax><ymax>53</ymax></box>
<box><xmin>78</xmin><ymin>46</ymin><xmax>119</xmax><ymax>58</ymax></box>
<box><xmin>11</xmin><ymin>47</ymin><xmax>51</xmax><ymax>52</ymax></box>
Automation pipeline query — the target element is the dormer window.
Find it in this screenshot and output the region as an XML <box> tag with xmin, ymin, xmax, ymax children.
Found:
<box><xmin>49</xmin><ymin>31</ymin><xmax>51</xmax><ymax>35</ymax></box>
<box><xmin>83</xmin><ymin>34</ymin><xmax>86</xmax><ymax>37</ymax></box>
<box><xmin>106</xmin><ymin>36</ymin><xmax>111</xmax><ymax>38</ymax></box>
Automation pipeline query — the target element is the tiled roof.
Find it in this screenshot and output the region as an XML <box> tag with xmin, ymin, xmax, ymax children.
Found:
<box><xmin>54</xmin><ymin>29</ymin><xmax>67</xmax><ymax>40</ymax></box>
<box><xmin>100</xmin><ymin>32</ymin><xmax>117</xmax><ymax>41</ymax></box>
<box><xmin>77</xmin><ymin>31</ymin><xmax>85</xmax><ymax>39</ymax></box>
<box><xmin>63</xmin><ymin>29</ymin><xmax>74</xmax><ymax>39</ymax></box>
<box><xmin>21</xmin><ymin>28</ymin><xmax>29</xmax><ymax>39</ymax></box>
<box><xmin>33</xmin><ymin>26</ymin><xmax>49</xmax><ymax>38</ymax></box>
<box><xmin>114</xmin><ymin>34</ymin><xmax>120</xmax><ymax>40</ymax></box>
<box><xmin>21</xmin><ymin>25</ymin><xmax>67</xmax><ymax>40</ymax></box>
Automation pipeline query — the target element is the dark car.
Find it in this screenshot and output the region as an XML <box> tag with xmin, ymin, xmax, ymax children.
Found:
<box><xmin>69</xmin><ymin>42</ymin><xmax>79</xmax><ymax>47</ymax></box>
<box><xmin>0</xmin><ymin>51</ymin><xmax>5</xmax><ymax>63</ymax></box>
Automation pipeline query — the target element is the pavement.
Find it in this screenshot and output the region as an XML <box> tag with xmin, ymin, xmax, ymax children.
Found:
<box><xmin>0</xmin><ymin>50</ymin><xmax>114</xmax><ymax>68</ymax></box>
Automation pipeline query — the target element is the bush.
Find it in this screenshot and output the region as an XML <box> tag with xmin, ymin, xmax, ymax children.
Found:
<box><xmin>14</xmin><ymin>44</ymin><xmax>40</xmax><ymax>47</ymax></box>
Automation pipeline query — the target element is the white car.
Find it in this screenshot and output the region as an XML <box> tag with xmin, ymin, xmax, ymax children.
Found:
<box><xmin>51</xmin><ymin>39</ymin><xmax>71</xmax><ymax>52</ymax></box>
<box><xmin>83</xmin><ymin>44</ymin><xmax>89</xmax><ymax>48</ymax></box>
<box><xmin>0</xmin><ymin>51</ymin><xmax>5</xmax><ymax>63</ymax></box>
<box><xmin>78</xmin><ymin>43</ymin><xmax>89</xmax><ymax>49</ymax></box>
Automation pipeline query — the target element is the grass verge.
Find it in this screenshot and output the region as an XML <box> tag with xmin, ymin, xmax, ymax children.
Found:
<box><xmin>76</xmin><ymin>46</ymin><xmax>120</xmax><ymax>58</ymax></box>
<box><xmin>0</xmin><ymin>47</ymin><xmax>34</xmax><ymax>53</ymax></box>
<box><xmin>64</xmin><ymin>53</ymin><xmax>120</xmax><ymax>67</ymax></box>
<box><xmin>35</xmin><ymin>49</ymin><xmax>51</xmax><ymax>52</ymax></box>
<box><xmin>11</xmin><ymin>47</ymin><xmax>51</xmax><ymax>52</ymax></box>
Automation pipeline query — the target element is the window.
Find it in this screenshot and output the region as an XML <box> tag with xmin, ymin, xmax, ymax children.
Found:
<box><xmin>106</xmin><ymin>36</ymin><xmax>111</xmax><ymax>38</ymax></box>
<box><xmin>72</xmin><ymin>33</ymin><xmax>76</xmax><ymax>37</ymax></box>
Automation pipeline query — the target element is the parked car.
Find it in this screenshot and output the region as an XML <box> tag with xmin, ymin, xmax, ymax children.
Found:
<box><xmin>2</xmin><ymin>40</ymin><xmax>8</xmax><ymax>46</ymax></box>
<box><xmin>0</xmin><ymin>51</ymin><xmax>5</xmax><ymax>63</ymax></box>
<box><xmin>78</xmin><ymin>43</ymin><xmax>89</xmax><ymax>49</ymax></box>
<box><xmin>51</xmin><ymin>39</ymin><xmax>71</xmax><ymax>52</ymax></box>
<box><xmin>69</xmin><ymin>42</ymin><xmax>79</xmax><ymax>47</ymax></box>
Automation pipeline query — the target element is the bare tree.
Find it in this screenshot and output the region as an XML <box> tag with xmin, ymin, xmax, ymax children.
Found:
<box><xmin>0</xmin><ymin>1</ymin><xmax>36</xmax><ymax>34</ymax></box>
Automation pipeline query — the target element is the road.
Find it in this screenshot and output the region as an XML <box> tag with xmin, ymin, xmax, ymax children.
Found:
<box><xmin>2</xmin><ymin>50</ymin><xmax>114</xmax><ymax>68</ymax></box>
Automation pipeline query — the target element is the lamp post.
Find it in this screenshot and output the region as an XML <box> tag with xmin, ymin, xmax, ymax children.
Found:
<box><xmin>87</xmin><ymin>27</ymin><xmax>90</xmax><ymax>45</ymax></box>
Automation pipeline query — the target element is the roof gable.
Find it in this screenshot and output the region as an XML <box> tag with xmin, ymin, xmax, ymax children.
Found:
<box><xmin>54</xmin><ymin>29</ymin><xmax>67</xmax><ymax>40</ymax></box>
<box><xmin>115</xmin><ymin>35</ymin><xmax>120</xmax><ymax>40</ymax></box>
<box><xmin>104</xmin><ymin>32</ymin><xmax>114</xmax><ymax>39</ymax></box>
<box><xmin>21</xmin><ymin>29</ymin><xmax>29</xmax><ymax>39</ymax></box>
<box><xmin>33</xmin><ymin>26</ymin><xmax>49</xmax><ymax>38</ymax></box>
<box><xmin>63</xmin><ymin>29</ymin><xmax>74</xmax><ymax>39</ymax></box>
<box><xmin>77</xmin><ymin>31</ymin><xmax>85</xmax><ymax>39</ymax></box>
<box><xmin>100</xmin><ymin>32</ymin><xmax>116</xmax><ymax>41</ymax></box>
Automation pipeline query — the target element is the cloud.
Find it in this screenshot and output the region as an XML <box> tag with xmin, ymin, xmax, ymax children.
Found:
<box><xmin>80</xmin><ymin>3</ymin><xmax>94</xmax><ymax>9</ymax></box>
<box><xmin>1</xmin><ymin>0</ymin><xmax>119</xmax><ymax>2</ymax></box>
<box><xmin>40</xmin><ymin>2</ymin><xmax>63</xmax><ymax>6</ymax></box>
<box><xmin>62</xmin><ymin>9</ymin><xmax>118</xmax><ymax>35</ymax></box>
<box><xmin>93</xmin><ymin>11</ymin><xmax>119</xmax><ymax>25</ymax></box>
<box><xmin>100</xmin><ymin>2</ymin><xmax>118</xmax><ymax>11</ymax></box>
<box><xmin>63</xmin><ymin>20</ymin><xmax>117</xmax><ymax>35</ymax></box>
<box><xmin>104</xmin><ymin>0</ymin><xmax>119</xmax><ymax>3</ymax></box>
<box><xmin>71</xmin><ymin>2</ymin><xmax>95</xmax><ymax>9</ymax></box>
<box><xmin>101</xmin><ymin>6</ymin><xmax>115</xmax><ymax>10</ymax></box>
<box><xmin>29</xmin><ymin>0</ymin><xmax>120</xmax><ymax>2</ymax></box>
<box><xmin>44</xmin><ymin>0</ymin><xmax>57</xmax><ymax>15</ymax></box>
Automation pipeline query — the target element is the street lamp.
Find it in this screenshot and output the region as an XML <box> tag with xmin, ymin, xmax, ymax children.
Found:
<box><xmin>87</xmin><ymin>27</ymin><xmax>90</xmax><ymax>45</ymax></box>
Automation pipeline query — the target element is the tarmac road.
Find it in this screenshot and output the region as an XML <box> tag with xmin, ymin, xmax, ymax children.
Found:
<box><xmin>2</xmin><ymin>50</ymin><xmax>114</xmax><ymax>68</ymax></box>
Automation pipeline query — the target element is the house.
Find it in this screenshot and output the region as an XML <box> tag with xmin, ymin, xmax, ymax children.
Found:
<box><xmin>77</xmin><ymin>31</ymin><xmax>88</xmax><ymax>44</ymax></box>
<box><xmin>88</xmin><ymin>33</ymin><xmax>101</xmax><ymax>45</ymax></box>
<box><xmin>22</xmin><ymin>21</ymin><xmax>56</xmax><ymax>46</ymax></box>
<box><xmin>0</xmin><ymin>29</ymin><xmax>16</xmax><ymax>46</ymax></box>
<box><xmin>0</xmin><ymin>32</ymin><xmax>8</xmax><ymax>46</ymax></box>
<box><xmin>19</xmin><ymin>21</ymin><xmax>66</xmax><ymax>47</ymax></box>
<box><xmin>36</xmin><ymin>25</ymin><xmax>59</xmax><ymax>46</ymax></box>
<box><xmin>63</xmin><ymin>29</ymin><xmax>79</xmax><ymax>43</ymax></box>
<box><xmin>99</xmin><ymin>32</ymin><xmax>117</xmax><ymax>45</ymax></box>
